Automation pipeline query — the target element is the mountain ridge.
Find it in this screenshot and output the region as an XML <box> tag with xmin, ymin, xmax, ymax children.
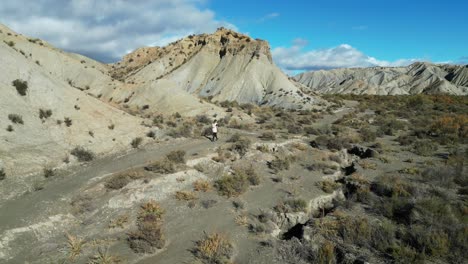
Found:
<box><xmin>294</xmin><ymin>62</ymin><xmax>468</xmax><ymax>95</ymax></box>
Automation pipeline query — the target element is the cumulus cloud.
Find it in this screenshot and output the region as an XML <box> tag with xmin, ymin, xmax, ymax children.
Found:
<box><xmin>272</xmin><ymin>39</ymin><xmax>421</xmax><ymax>72</ymax></box>
<box><xmin>0</xmin><ymin>0</ymin><xmax>235</xmax><ymax>62</ymax></box>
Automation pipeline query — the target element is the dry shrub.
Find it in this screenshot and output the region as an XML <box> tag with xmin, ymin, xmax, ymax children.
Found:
<box><xmin>233</xmin><ymin>165</ymin><xmax>260</xmax><ymax>186</ymax></box>
<box><xmin>175</xmin><ymin>190</ymin><xmax>198</xmax><ymax>201</ymax></box>
<box><xmin>359</xmin><ymin>160</ymin><xmax>377</xmax><ymax>170</ymax></box>
<box><xmin>431</xmin><ymin>114</ymin><xmax>468</xmax><ymax>139</ymax></box>
<box><xmin>268</xmin><ymin>157</ymin><xmax>290</xmax><ymax>172</ymax></box>
<box><xmin>88</xmin><ymin>247</ymin><xmax>122</xmax><ymax>264</ymax></box>
<box><xmin>215</xmin><ymin>173</ymin><xmax>249</xmax><ymax>197</ymax></box>
<box><xmin>274</xmin><ymin>198</ymin><xmax>308</xmax><ymax>213</ymax></box>
<box><xmin>291</xmin><ymin>142</ymin><xmax>308</xmax><ymax>151</ymax></box>
<box><xmin>128</xmin><ymin>200</ymin><xmax>165</xmax><ymax>253</ymax></box>
<box><xmin>105</xmin><ymin>170</ymin><xmax>144</xmax><ymax>190</ymax></box>
<box><xmin>193</xmin><ymin>179</ymin><xmax>212</xmax><ymax>192</ymax></box>
<box><xmin>166</xmin><ymin>150</ymin><xmax>186</xmax><ymax>164</ymax></box>
<box><xmin>66</xmin><ymin>233</ymin><xmax>86</xmax><ymax>261</ymax></box>
<box><xmin>108</xmin><ymin>214</ymin><xmax>129</xmax><ymax>229</ymax></box>
<box><xmin>193</xmin><ymin>232</ymin><xmax>233</xmax><ymax>264</ymax></box>
<box><xmin>144</xmin><ymin>158</ymin><xmax>175</xmax><ymax>174</ymax></box>
<box><xmin>317</xmin><ymin>180</ymin><xmax>341</xmax><ymax>193</ymax></box>
<box><xmin>318</xmin><ymin>241</ymin><xmax>336</xmax><ymax>264</ymax></box>
<box><xmin>259</xmin><ymin>131</ymin><xmax>276</xmax><ymax>140</ymax></box>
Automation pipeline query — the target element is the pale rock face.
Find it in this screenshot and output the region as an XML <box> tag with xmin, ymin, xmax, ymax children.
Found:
<box><xmin>295</xmin><ymin>62</ymin><xmax>468</xmax><ymax>95</ymax></box>
<box><xmin>0</xmin><ymin>26</ymin><xmax>147</xmax><ymax>177</ymax></box>
<box><xmin>107</xmin><ymin>27</ymin><xmax>325</xmax><ymax>111</ymax></box>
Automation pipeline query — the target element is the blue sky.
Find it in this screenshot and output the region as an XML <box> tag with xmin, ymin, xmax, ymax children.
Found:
<box><xmin>211</xmin><ymin>0</ymin><xmax>468</xmax><ymax>62</ymax></box>
<box><xmin>1</xmin><ymin>0</ymin><xmax>466</xmax><ymax>72</ymax></box>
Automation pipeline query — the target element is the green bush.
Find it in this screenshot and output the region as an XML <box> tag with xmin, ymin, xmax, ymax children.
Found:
<box><xmin>8</xmin><ymin>114</ymin><xmax>24</xmax><ymax>124</ymax></box>
<box><xmin>71</xmin><ymin>147</ymin><xmax>95</xmax><ymax>162</ymax></box>
<box><xmin>12</xmin><ymin>79</ymin><xmax>28</xmax><ymax>96</ymax></box>
<box><xmin>6</xmin><ymin>125</ymin><xmax>13</xmax><ymax>132</ymax></box>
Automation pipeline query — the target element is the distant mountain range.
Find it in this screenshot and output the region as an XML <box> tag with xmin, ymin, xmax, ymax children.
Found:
<box><xmin>295</xmin><ymin>62</ymin><xmax>468</xmax><ymax>95</ymax></box>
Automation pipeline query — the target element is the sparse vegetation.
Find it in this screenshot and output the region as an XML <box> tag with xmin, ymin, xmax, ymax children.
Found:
<box><xmin>145</xmin><ymin>158</ymin><xmax>176</xmax><ymax>174</ymax></box>
<box><xmin>87</xmin><ymin>247</ymin><xmax>121</xmax><ymax>264</ymax></box>
<box><xmin>317</xmin><ymin>179</ymin><xmax>341</xmax><ymax>193</ymax></box>
<box><xmin>274</xmin><ymin>198</ymin><xmax>308</xmax><ymax>213</ymax></box>
<box><xmin>12</xmin><ymin>79</ymin><xmax>28</xmax><ymax>96</ymax></box>
<box><xmin>70</xmin><ymin>146</ymin><xmax>95</xmax><ymax>162</ymax></box>
<box><xmin>43</xmin><ymin>167</ymin><xmax>54</xmax><ymax>178</ymax></box>
<box><xmin>64</xmin><ymin>117</ymin><xmax>73</xmax><ymax>127</ymax></box>
<box><xmin>166</xmin><ymin>150</ymin><xmax>186</xmax><ymax>164</ymax></box>
<box><xmin>193</xmin><ymin>179</ymin><xmax>211</xmax><ymax>192</ymax></box>
<box><xmin>228</xmin><ymin>133</ymin><xmax>251</xmax><ymax>156</ymax></box>
<box><xmin>65</xmin><ymin>233</ymin><xmax>86</xmax><ymax>261</ymax></box>
<box><xmin>193</xmin><ymin>232</ymin><xmax>233</xmax><ymax>264</ymax></box>
<box><xmin>8</xmin><ymin>114</ymin><xmax>24</xmax><ymax>124</ymax></box>
<box><xmin>105</xmin><ymin>170</ymin><xmax>144</xmax><ymax>190</ymax></box>
<box><xmin>268</xmin><ymin>157</ymin><xmax>290</xmax><ymax>172</ymax></box>
<box><xmin>259</xmin><ymin>131</ymin><xmax>276</xmax><ymax>140</ymax></box>
<box><xmin>175</xmin><ymin>190</ymin><xmax>198</xmax><ymax>201</ymax></box>
<box><xmin>6</xmin><ymin>125</ymin><xmax>14</xmax><ymax>132</ymax></box>
<box><xmin>128</xmin><ymin>200</ymin><xmax>165</xmax><ymax>253</ymax></box>
<box><xmin>215</xmin><ymin>172</ymin><xmax>250</xmax><ymax>197</ymax></box>
<box><xmin>39</xmin><ymin>109</ymin><xmax>52</xmax><ymax>120</ymax></box>
<box><xmin>131</xmin><ymin>137</ymin><xmax>143</xmax><ymax>148</ymax></box>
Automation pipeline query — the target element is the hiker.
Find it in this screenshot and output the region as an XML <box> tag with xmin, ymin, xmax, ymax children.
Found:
<box><xmin>211</xmin><ymin>119</ymin><xmax>218</xmax><ymax>142</ymax></box>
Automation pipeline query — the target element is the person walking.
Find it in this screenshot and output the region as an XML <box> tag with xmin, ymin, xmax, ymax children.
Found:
<box><xmin>211</xmin><ymin>119</ymin><xmax>218</xmax><ymax>142</ymax></box>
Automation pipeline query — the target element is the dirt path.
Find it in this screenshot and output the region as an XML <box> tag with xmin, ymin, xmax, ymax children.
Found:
<box><xmin>0</xmin><ymin>132</ymin><xmax>243</xmax><ymax>231</ymax></box>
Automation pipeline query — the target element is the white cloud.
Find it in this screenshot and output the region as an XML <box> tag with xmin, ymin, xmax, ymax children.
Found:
<box><xmin>272</xmin><ymin>39</ymin><xmax>422</xmax><ymax>72</ymax></box>
<box><xmin>259</xmin><ymin>12</ymin><xmax>280</xmax><ymax>22</ymax></box>
<box><xmin>0</xmin><ymin>0</ymin><xmax>235</xmax><ymax>62</ymax></box>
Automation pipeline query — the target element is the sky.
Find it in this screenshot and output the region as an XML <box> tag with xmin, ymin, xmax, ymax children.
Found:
<box><xmin>1</xmin><ymin>0</ymin><xmax>467</xmax><ymax>73</ymax></box>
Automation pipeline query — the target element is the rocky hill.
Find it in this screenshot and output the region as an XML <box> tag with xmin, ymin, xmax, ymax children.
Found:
<box><xmin>0</xmin><ymin>24</ymin><xmax>147</xmax><ymax>180</ymax></box>
<box><xmin>294</xmin><ymin>62</ymin><xmax>468</xmax><ymax>95</ymax></box>
<box><xmin>105</xmin><ymin>28</ymin><xmax>322</xmax><ymax>111</ymax></box>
